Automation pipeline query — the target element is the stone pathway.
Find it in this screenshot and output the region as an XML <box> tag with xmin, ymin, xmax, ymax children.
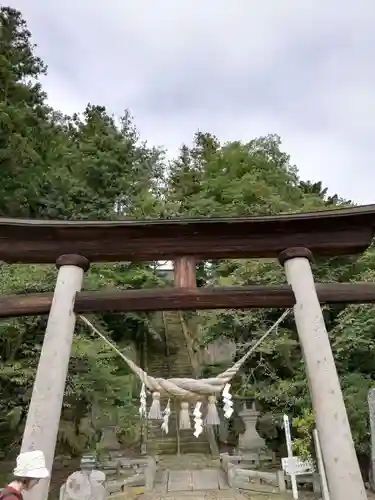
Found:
<box><xmin>154</xmin><ymin>469</ymin><xmax>229</xmax><ymax>493</ymax></box>
<box><xmin>136</xmin><ymin>455</ymin><xmax>316</xmax><ymax>500</ymax></box>
<box><xmin>156</xmin><ymin>454</ymin><xmax>220</xmax><ymax>471</ymax></box>
<box><xmin>144</xmin><ymin>455</ymin><xmax>291</xmax><ymax>500</ymax></box>
<box><xmin>145</xmin><ymin>492</ymin><xmax>248</xmax><ymax>500</ymax></box>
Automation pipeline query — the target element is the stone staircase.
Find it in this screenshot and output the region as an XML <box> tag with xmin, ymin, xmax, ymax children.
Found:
<box><xmin>146</xmin><ymin>311</ymin><xmax>211</xmax><ymax>455</ymax></box>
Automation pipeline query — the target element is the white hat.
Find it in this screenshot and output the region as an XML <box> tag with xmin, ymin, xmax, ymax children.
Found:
<box><xmin>13</xmin><ymin>451</ymin><xmax>50</xmax><ymax>479</ymax></box>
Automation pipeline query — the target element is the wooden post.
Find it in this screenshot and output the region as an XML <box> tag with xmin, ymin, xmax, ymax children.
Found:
<box><xmin>279</xmin><ymin>247</ymin><xmax>366</xmax><ymax>500</ymax></box>
<box><xmin>174</xmin><ymin>257</ymin><xmax>200</xmax><ymax>377</ymax></box>
<box><xmin>174</xmin><ymin>257</ymin><xmax>219</xmax><ymax>456</ymax></box>
<box><xmin>313</xmin><ymin>428</ymin><xmax>330</xmax><ymax>500</ymax></box>
<box><xmin>172</xmin><ymin>259</ymin><xmax>196</xmax><ymax>455</ymax></box>
<box><xmin>174</xmin><ymin>256</ymin><xmax>196</xmax><ymax>288</ymax></box>
<box><xmin>21</xmin><ymin>254</ymin><xmax>89</xmax><ymax>500</ymax></box>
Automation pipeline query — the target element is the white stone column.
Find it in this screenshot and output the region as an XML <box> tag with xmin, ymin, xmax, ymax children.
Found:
<box><xmin>279</xmin><ymin>247</ymin><xmax>366</xmax><ymax>500</ymax></box>
<box><xmin>21</xmin><ymin>254</ymin><xmax>89</xmax><ymax>500</ymax></box>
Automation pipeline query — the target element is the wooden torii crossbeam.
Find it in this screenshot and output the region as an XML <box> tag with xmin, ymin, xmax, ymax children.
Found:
<box><xmin>0</xmin><ymin>204</ymin><xmax>373</xmax><ymax>263</ymax></box>
<box><xmin>4</xmin><ymin>204</ymin><xmax>375</xmax><ymax>500</ymax></box>
<box><xmin>1</xmin><ymin>283</ymin><xmax>375</xmax><ymax>318</ymax></box>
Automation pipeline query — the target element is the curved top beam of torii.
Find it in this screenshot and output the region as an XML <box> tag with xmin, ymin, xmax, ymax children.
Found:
<box><xmin>0</xmin><ymin>204</ymin><xmax>374</xmax><ymax>263</ymax></box>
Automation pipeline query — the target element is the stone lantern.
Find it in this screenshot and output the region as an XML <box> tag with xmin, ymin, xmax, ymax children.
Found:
<box><xmin>238</xmin><ymin>398</ymin><xmax>266</xmax><ymax>456</ymax></box>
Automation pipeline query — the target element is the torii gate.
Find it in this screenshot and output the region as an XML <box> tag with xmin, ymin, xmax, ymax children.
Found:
<box><xmin>1</xmin><ymin>205</ymin><xmax>375</xmax><ymax>500</ymax></box>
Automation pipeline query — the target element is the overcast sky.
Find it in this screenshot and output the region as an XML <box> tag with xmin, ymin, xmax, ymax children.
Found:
<box><xmin>8</xmin><ymin>0</ymin><xmax>375</xmax><ymax>204</ymax></box>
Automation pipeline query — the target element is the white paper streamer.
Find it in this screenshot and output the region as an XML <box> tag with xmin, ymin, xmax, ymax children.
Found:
<box><xmin>161</xmin><ymin>399</ymin><xmax>171</xmax><ymax>434</ymax></box>
<box><xmin>179</xmin><ymin>401</ymin><xmax>191</xmax><ymax>429</ymax></box>
<box><xmin>148</xmin><ymin>391</ymin><xmax>162</xmax><ymax>419</ymax></box>
<box><xmin>206</xmin><ymin>395</ymin><xmax>220</xmax><ymax>425</ymax></box>
<box><xmin>193</xmin><ymin>401</ymin><xmax>203</xmax><ymax>438</ymax></box>
<box><xmin>222</xmin><ymin>383</ymin><xmax>234</xmax><ymax>419</ymax></box>
<box><xmin>139</xmin><ymin>383</ymin><xmax>147</xmax><ymax>418</ymax></box>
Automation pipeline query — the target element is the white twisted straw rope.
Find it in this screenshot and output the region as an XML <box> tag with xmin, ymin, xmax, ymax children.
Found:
<box><xmin>79</xmin><ymin>309</ymin><xmax>290</xmax><ymax>401</ymax></box>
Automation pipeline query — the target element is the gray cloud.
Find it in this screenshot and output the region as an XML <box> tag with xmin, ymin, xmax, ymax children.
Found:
<box><xmin>8</xmin><ymin>0</ymin><xmax>375</xmax><ymax>203</ymax></box>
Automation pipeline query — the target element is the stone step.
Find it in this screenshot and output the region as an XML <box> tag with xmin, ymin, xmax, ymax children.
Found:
<box><xmin>146</xmin><ymin>440</ymin><xmax>209</xmax><ymax>450</ymax></box>
<box><xmin>146</xmin><ymin>311</ymin><xmax>211</xmax><ymax>455</ymax></box>
<box><xmin>147</xmin><ymin>421</ymin><xmax>211</xmax><ymax>455</ymax></box>
<box><xmin>147</xmin><ymin>443</ymin><xmax>210</xmax><ymax>455</ymax></box>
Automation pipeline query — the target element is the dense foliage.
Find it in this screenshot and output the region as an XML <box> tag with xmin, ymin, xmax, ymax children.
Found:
<box><xmin>0</xmin><ymin>6</ymin><xmax>374</xmax><ymax>472</ymax></box>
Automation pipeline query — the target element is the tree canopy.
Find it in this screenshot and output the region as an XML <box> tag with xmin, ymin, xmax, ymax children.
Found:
<box><xmin>0</xmin><ymin>6</ymin><xmax>374</xmax><ymax>476</ymax></box>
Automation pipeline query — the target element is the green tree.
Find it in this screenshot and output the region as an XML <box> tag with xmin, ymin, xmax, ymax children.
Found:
<box><xmin>0</xmin><ymin>7</ymin><xmax>165</xmax><ymax>457</ymax></box>
<box><xmin>164</xmin><ymin>130</ymin><xmax>372</xmax><ymax>469</ymax></box>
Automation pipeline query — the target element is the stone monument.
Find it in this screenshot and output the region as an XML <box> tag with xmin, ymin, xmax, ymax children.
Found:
<box><xmin>97</xmin><ymin>408</ymin><xmax>122</xmax><ymax>457</ymax></box>
<box><xmin>99</xmin><ymin>426</ymin><xmax>121</xmax><ymax>454</ymax></box>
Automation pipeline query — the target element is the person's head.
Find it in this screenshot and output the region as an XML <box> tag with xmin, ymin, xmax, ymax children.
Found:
<box><xmin>12</xmin><ymin>451</ymin><xmax>49</xmax><ymax>491</ymax></box>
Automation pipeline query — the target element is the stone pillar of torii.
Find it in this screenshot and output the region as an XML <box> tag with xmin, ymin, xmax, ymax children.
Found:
<box><xmin>21</xmin><ymin>255</ymin><xmax>89</xmax><ymax>500</ymax></box>
<box><xmin>21</xmin><ymin>248</ymin><xmax>367</xmax><ymax>500</ymax></box>
<box><xmin>279</xmin><ymin>247</ymin><xmax>366</xmax><ymax>500</ymax></box>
